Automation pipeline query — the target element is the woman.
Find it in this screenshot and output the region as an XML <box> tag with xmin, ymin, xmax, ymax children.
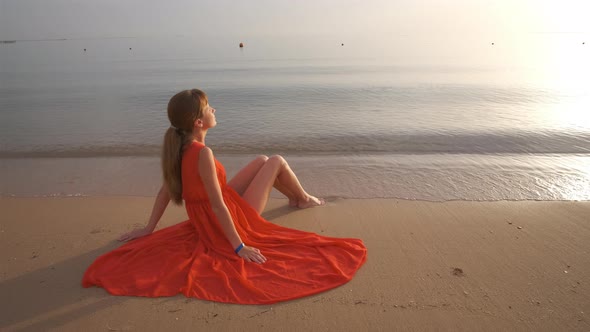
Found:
<box><xmin>82</xmin><ymin>89</ymin><xmax>366</xmax><ymax>304</ymax></box>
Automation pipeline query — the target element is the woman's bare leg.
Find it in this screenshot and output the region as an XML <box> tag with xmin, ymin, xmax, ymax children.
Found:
<box><xmin>242</xmin><ymin>155</ymin><xmax>325</xmax><ymax>214</ymax></box>
<box><xmin>228</xmin><ymin>155</ymin><xmax>298</xmax><ymax>205</ymax></box>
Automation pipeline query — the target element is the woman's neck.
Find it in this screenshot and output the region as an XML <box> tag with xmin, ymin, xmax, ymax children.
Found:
<box><xmin>190</xmin><ymin>130</ymin><xmax>207</xmax><ymax>145</ymax></box>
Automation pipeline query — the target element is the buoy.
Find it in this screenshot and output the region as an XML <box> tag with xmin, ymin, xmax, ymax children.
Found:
<box><xmin>239</xmin><ymin>42</ymin><xmax>244</xmax><ymax>48</ymax></box>
<box><xmin>129</xmin><ymin>47</ymin><xmax>132</xmax><ymax>50</ymax></box>
<box><xmin>84</xmin><ymin>48</ymin><xmax>86</xmax><ymax>51</ymax></box>
<box><xmin>341</xmin><ymin>43</ymin><xmax>344</xmax><ymax>46</ymax></box>
<box><xmin>491</xmin><ymin>42</ymin><xmax>494</xmax><ymax>45</ymax></box>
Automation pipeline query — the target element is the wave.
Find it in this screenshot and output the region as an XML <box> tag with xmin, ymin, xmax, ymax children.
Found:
<box><xmin>1</xmin><ymin>131</ymin><xmax>589</xmax><ymax>158</ymax></box>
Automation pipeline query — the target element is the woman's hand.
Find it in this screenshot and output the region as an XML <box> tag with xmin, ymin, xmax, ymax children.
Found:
<box><xmin>238</xmin><ymin>246</ymin><xmax>267</xmax><ymax>264</ymax></box>
<box><xmin>118</xmin><ymin>227</ymin><xmax>153</xmax><ymax>242</ymax></box>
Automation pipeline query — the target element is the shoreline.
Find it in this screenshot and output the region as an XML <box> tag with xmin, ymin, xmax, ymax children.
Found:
<box><xmin>1</xmin><ymin>197</ymin><xmax>589</xmax><ymax>331</ymax></box>
<box><xmin>2</xmin><ymin>194</ymin><xmax>590</xmax><ymax>203</ymax></box>
<box><xmin>2</xmin><ymin>153</ymin><xmax>589</xmax><ymax>201</ymax></box>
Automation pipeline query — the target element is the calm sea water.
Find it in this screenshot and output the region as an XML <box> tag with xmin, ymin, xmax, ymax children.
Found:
<box><xmin>1</xmin><ymin>36</ymin><xmax>589</xmax><ymax>200</ymax></box>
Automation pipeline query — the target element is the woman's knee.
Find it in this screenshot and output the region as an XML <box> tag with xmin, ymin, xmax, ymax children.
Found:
<box><xmin>255</xmin><ymin>155</ymin><xmax>269</xmax><ymax>166</ymax></box>
<box><xmin>268</xmin><ymin>155</ymin><xmax>286</xmax><ymax>167</ymax></box>
<box><xmin>256</xmin><ymin>155</ymin><xmax>269</xmax><ymax>162</ymax></box>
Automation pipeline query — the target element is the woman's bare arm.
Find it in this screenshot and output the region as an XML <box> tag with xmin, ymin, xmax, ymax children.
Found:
<box><xmin>118</xmin><ymin>184</ymin><xmax>171</xmax><ymax>241</ymax></box>
<box><xmin>199</xmin><ymin>147</ymin><xmax>266</xmax><ymax>263</ymax></box>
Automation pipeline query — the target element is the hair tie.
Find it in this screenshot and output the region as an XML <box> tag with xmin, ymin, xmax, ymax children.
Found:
<box><xmin>170</xmin><ymin>125</ymin><xmax>183</xmax><ymax>134</ymax></box>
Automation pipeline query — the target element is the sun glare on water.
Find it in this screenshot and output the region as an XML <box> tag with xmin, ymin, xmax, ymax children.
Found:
<box><xmin>539</xmin><ymin>40</ymin><xmax>590</xmax><ymax>131</ymax></box>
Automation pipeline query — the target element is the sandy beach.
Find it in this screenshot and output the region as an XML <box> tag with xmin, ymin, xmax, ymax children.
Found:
<box><xmin>1</xmin><ymin>197</ymin><xmax>589</xmax><ymax>331</ymax></box>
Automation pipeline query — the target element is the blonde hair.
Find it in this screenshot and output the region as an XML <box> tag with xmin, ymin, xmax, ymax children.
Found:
<box><xmin>162</xmin><ymin>89</ymin><xmax>208</xmax><ymax>204</ymax></box>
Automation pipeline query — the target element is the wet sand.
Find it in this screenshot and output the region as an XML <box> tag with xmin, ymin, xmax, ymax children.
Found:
<box><xmin>1</xmin><ymin>197</ymin><xmax>589</xmax><ymax>331</ymax></box>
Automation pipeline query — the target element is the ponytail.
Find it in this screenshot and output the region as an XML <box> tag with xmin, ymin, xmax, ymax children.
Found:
<box><xmin>161</xmin><ymin>127</ymin><xmax>191</xmax><ymax>205</ymax></box>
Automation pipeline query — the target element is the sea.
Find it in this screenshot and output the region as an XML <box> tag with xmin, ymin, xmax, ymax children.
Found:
<box><xmin>1</xmin><ymin>35</ymin><xmax>589</xmax><ymax>201</ymax></box>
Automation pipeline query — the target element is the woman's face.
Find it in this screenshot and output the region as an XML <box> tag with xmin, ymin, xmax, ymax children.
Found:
<box><xmin>200</xmin><ymin>103</ymin><xmax>217</xmax><ymax>129</ymax></box>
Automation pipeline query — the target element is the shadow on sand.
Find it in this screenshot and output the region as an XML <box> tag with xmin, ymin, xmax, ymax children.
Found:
<box><xmin>260</xmin><ymin>204</ymin><xmax>294</xmax><ymax>221</ymax></box>
<box><xmin>0</xmin><ymin>242</ymin><xmax>128</xmax><ymax>331</ymax></box>
<box><xmin>1</xmin><ymin>206</ymin><xmax>298</xmax><ymax>330</ymax></box>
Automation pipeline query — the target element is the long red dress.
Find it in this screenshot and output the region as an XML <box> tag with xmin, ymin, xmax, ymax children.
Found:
<box><xmin>82</xmin><ymin>141</ymin><xmax>367</xmax><ymax>304</ymax></box>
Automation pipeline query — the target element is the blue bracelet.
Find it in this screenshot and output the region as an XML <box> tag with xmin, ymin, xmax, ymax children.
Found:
<box><xmin>234</xmin><ymin>242</ymin><xmax>245</xmax><ymax>254</ymax></box>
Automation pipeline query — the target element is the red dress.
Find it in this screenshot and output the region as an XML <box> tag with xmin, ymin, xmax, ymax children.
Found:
<box><xmin>82</xmin><ymin>141</ymin><xmax>367</xmax><ymax>304</ymax></box>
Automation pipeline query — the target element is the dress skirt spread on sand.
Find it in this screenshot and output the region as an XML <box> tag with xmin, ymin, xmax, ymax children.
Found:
<box><xmin>82</xmin><ymin>141</ymin><xmax>367</xmax><ymax>304</ymax></box>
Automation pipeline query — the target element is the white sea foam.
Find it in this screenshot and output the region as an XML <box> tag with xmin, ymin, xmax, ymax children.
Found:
<box><xmin>1</xmin><ymin>154</ymin><xmax>589</xmax><ymax>201</ymax></box>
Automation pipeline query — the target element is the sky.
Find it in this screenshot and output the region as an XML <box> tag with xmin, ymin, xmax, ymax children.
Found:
<box><xmin>1</xmin><ymin>0</ymin><xmax>589</xmax><ymax>41</ymax></box>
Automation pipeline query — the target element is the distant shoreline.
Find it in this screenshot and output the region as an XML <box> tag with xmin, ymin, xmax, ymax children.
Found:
<box><xmin>0</xmin><ymin>36</ymin><xmax>136</xmax><ymax>43</ymax></box>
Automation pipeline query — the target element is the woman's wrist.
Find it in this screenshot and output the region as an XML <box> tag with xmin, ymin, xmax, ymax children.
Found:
<box><xmin>234</xmin><ymin>242</ymin><xmax>245</xmax><ymax>254</ymax></box>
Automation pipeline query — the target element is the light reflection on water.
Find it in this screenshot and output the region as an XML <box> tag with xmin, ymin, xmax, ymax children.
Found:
<box><xmin>0</xmin><ymin>36</ymin><xmax>589</xmax><ymax>200</ymax></box>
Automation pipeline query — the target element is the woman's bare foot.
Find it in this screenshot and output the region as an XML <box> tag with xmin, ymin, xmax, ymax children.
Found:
<box><xmin>289</xmin><ymin>199</ymin><xmax>298</xmax><ymax>207</ymax></box>
<box><xmin>296</xmin><ymin>195</ymin><xmax>326</xmax><ymax>209</ymax></box>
